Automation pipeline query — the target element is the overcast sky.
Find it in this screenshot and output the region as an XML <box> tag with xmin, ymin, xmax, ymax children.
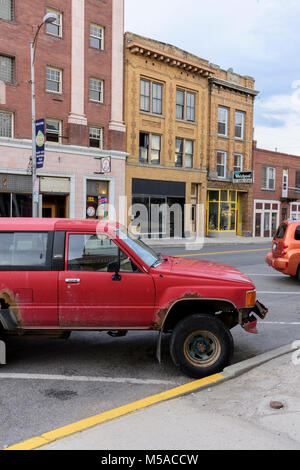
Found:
<box><xmin>125</xmin><ymin>0</ymin><xmax>300</xmax><ymax>155</ymax></box>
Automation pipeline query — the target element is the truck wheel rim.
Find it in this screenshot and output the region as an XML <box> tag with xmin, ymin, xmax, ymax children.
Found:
<box><xmin>184</xmin><ymin>330</ymin><xmax>221</xmax><ymax>367</ymax></box>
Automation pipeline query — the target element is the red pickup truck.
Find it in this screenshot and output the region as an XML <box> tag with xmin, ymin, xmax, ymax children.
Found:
<box><xmin>0</xmin><ymin>219</ymin><xmax>267</xmax><ymax>378</ymax></box>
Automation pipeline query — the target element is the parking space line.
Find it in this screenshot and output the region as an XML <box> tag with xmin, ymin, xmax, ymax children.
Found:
<box><xmin>259</xmin><ymin>321</ymin><xmax>300</xmax><ymax>325</ymax></box>
<box><xmin>4</xmin><ymin>373</ymin><xmax>224</xmax><ymax>450</ymax></box>
<box><xmin>244</xmin><ymin>273</ymin><xmax>284</xmax><ymax>276</ymax></box>
<box><xmin>0</xmin><ymin>373</ymin><xmax>177</xmax><ymax>386</ymax></box>
<box><xmin>257</xmin><ymin>291</ymin><xmax>300</xmax><ymax>294</ymax></box>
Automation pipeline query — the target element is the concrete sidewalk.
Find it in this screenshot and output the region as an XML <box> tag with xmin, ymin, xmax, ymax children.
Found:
<box><xmin>42</xmin><ymin>346</ymin><xmax>300</xmax><ymax>450</ymax></box>
<box><xmin>147</xmin><ymin>236</ymin><xmax>272</xmax><ymax>248</ymax></box>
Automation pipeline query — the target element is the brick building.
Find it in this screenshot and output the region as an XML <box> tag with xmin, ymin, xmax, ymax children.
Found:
<box><xmin>124</xmin><ymin>32</ymin><xmax>258</xmax><ymax>239</ymax></box>
<box><xmin>253</xmin><ymin>141</ymin><xmax>300</xmax><ymax>237</ymax></box>
<box><xmin>0</xmin><ymin>0</ymin><xmax>126</xmax><ymax>219</ymax></box>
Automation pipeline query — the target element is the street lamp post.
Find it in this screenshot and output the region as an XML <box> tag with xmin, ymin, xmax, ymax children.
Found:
<box><xmin>31</xmin><ymin>13</ymin><xmax>57</xmax><ymax>217</ymax></box>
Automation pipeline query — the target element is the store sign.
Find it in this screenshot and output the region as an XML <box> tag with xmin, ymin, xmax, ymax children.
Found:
<box><xmin>35</xmin><ymin>119</ymin><xmax>45</xmax><ymax>169</ymax></box>
<box><xmin>100</xmin><ymin>157</ymin><xmax>111</xmax><ymax>174</ymax></box>
<box><xmin>233</xmin><ymin>171</ymin><xmax>253</xmax><ymax>184</ymax></box>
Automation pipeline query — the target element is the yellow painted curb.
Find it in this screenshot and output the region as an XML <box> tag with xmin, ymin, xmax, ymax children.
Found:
<box><xmin>176</xmin><ymin>248</ymin><xmax>269</xmax><ymax>257</ymax></box>
<box><xmin>4</xmin><ymin>373</ymin><xmax>225</xmax><ymax>451</ymax></box>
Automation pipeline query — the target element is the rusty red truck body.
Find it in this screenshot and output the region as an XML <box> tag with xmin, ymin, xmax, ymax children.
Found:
<box><xmin>0</xmin><ymin>219</ymin><xmax>268</xmax><ymax>378</ymax></box>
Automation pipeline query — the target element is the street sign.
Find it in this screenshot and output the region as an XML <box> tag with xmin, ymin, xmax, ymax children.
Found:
<box><xmin>35</xmin><ymin>119</ymin><xmax>45</xmax><ymax>169</ymax></box>
<box><xmin>233</xmin><ymin>171</ymin><xmax>253</xmax><ymax>183</ymax></box>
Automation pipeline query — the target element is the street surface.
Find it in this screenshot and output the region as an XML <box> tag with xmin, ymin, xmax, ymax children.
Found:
<box><xmin>1</xmin><ymin>242</ymin><xmax>300</xmax><ymax>449</ymax></box>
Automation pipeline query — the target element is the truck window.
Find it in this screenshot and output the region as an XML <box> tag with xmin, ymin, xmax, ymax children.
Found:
<box><xmin>0</xmin><ymin>232</ymin><xmax>49</xmax><ymax>268</ymax></box>
<box><xmin>295</xmin><ymin>226</ymin><xmax>300</xmax><ymax>241</ymax></box>
<box><xmin>67</xmin><ymin>234</ymin><xmax>140</xmax><ymax>273</ymax></box>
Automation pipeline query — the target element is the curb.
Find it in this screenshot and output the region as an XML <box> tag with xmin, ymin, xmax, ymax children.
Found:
<box><xmin>4</xmin><ymin>343</ymin><xmax>296</xmax><ymax>451</ymax></box>
<box><xmin>222</xmin><ymin>343</ymin><xmax>298</xmax><ymax>380</ymax></box>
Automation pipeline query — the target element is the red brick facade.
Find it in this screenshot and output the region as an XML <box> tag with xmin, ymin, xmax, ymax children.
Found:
<box><xmin>0</xmin><ymin>0</ymin><xmax>127</xmax><ymax>221</ymax></box>
<box><xmin>253</xmin><ymin>141</ymin><xmax>300</xmax><ymax>236</ymax></box>
<box><xmin>0</xmin><ymin>0</ymin><xmax>125</xmax><ymax>150</ymax></box>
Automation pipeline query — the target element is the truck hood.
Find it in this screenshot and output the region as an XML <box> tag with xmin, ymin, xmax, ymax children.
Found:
<box><xmin>159</xmin><ymin>256</ymin><xmax>254</xmax><ymax>286</ymax></box>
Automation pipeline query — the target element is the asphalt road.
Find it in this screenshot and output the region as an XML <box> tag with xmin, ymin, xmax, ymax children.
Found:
<box><xmin>1</xmin><ymin>242</ymin><xmax>300</xmax><ymax>449</ymax></box>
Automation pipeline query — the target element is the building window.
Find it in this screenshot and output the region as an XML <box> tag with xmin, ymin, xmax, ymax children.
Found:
<box><xmin>175</xmin><ymin>138</ymin><xmax>194</xmax><ymax>168</ymax></box>
<box><xmin>46</xmin><ymin>9</ymin><xmax>62</xmax><ymax>37</ymax></box>
<box><xmin>254</xmin><ymin>200</ymin><xmax>280</xmax><ymax>237</ymax></box>
<box><xmin>90</xmin><ymin>78</ymin><xmax>103</xmax><ymax>102</ymax></box>
<box><xmin>217</xmin><ymin>151</ymin><xmax>227</xmax><ymax>178</ymax></box>
<box><xmin>46</xmin><ymin>66</ymin><xmax>62</xmax><ymax>93</ymax></box>
<box><xmin>0</xmin><ymin>111</ymin><xmax>13</xmax><ymax>138</ymax></box>
<box><xmin>185</xmin><ymin>140</ymin><xmax>194</xmax><ymax>168</ymax></box>
<box><xmin>262</xmin><ymin>167</ymin><xmax>275</xmax><ymax>190</ymax></box>
<box><xmin>86</xmin><ymin>180</ymin><xmax>109</xmax><ymax>219</ymax></box>
<box><xmin>290</xmin><ymin>203</ymin><xmax>300</xmax><ymax>221</ymax></box>
<box><xmin>176</xmin><ymin>89</ymin><xmax>195</xmax><ymax>122</ymax></box>
<box><xmin>90</xmin><ymin>24</ymin><xmax>104</xmax><ymax>50</ymax></box>
<box><xmin>140</xmin><ymin>79</ymin><xmax>162</xmax><ymax>115</ymax></box>
<box><xmin>139</xmin><ymin>132</ymin><xmax>161</xmax><ymax>165</ymax></box>
<box><xmin>46</xmin><ymin>119</ymin><xmax>61</xmax><ymax>143</ymax></box>
<box><xmin>218</xmin><ymin>107</ymin><xmax>228</xmax><ymax>136</ymax></box>
<box><xmin>0</xmin><ymin>55</ymin><xmax>14</xmax><ymax>83</ymax></box>
<box><xmin>0</xmin><ymin>0</ymin><xmax>13</xmax><ymax>21</ymax></box>
<box><xmin>235</xmin><ymin>111</ymin><xmax>244</xmax><ymax>139</ymax></box>
<box><xmin>233</xmin><ymin>153</ymin><xmax>243</xmax><ymax>172</ymax></box>
<box><xmin>89</xmin><ymin>127</ymin><xmax>103</xmax><ymax>149</ymax></box>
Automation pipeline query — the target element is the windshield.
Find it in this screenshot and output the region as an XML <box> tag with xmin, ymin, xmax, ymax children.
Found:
<box><xmin>115</xmin><ymin>229</ymin><xmax>161</xmax><ymax>268</ymax></box>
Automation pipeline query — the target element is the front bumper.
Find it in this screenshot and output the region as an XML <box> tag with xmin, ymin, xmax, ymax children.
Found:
<box><xmin>242</xmin><ymin>300</ymin><xmax>268</xmax><ymax>335</ymax></box>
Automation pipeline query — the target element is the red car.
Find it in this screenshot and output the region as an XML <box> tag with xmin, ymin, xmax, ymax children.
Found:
<box><xmin>0</xmin><ymin>219</ymin><xmax>267</xmax><ymax>378</ymax></box>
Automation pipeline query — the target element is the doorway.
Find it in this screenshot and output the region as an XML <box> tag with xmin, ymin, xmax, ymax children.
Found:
<box><xmin>42</xmin><ymin>195</ymin><xmax>67</xmax><ymax>218</ymax></box>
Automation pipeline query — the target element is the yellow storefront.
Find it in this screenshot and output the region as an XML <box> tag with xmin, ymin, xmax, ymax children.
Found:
<box><xmin>207</xmin><ymin>189</ymin><xmax>245</xmax><ymax>236</ymax></box>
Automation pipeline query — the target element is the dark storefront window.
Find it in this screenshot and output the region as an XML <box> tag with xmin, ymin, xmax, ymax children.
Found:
<box><xmin>0</xmin><ymin>193</ymin><xmax>32</xmax><ymax>217</ymax></box>
<box><xmin>132</xmin><ymin>179</ymin><xmax>185</xmax><ymax>238</ymax></box>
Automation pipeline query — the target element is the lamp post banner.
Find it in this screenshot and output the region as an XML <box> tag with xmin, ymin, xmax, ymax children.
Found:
<box><xmin>35</xmin><ymin>119</ymin><xmax>45</xmax><ymax>169</ymax></box>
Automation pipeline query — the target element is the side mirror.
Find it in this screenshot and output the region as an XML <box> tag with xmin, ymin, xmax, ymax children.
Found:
<box><xmin>107</xmin><ymin>261</ymin><xmax>121</xmax><ymax>281</ymax></box>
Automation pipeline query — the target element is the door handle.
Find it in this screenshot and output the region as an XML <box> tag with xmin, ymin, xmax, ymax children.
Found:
<box><xmin>65</xmin><ymin>278</ymin><xmax>81</xmax><ymax>284</ymax></box>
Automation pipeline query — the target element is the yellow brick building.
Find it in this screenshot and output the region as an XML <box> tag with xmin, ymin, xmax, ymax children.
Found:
<box><xmin>124</xmin><ymin>32</ymin><xmax>258</xmax><ymax>239</ymax></box>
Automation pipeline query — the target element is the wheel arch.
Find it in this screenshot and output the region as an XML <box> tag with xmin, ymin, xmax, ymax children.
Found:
<box><xmin>161</xmin><ymin>298</ymin><xmax>239</xmax><ymax>333</ymax></box>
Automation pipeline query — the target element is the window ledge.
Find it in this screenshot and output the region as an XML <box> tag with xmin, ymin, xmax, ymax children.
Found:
<box><xmin>217</xmin><ymin>134</ymin><xmax>229</xmax><ymax>139</ymax></box>
<box><xmin>140</xmin><ymin>111</ymin><xmax>165</xmax><ymax>119</ymax></box>
<box><xmin>176</xmin><ymin>119</ymin><xmax>197</xmax><ymax>126</ymax></box>
<box><xmin>46</xmin><ymin>33</ymin><xmax>63</xmax><ymax>40</ymax></box>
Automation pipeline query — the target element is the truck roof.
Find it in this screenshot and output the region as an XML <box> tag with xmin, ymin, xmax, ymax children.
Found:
<box><xmin>0</xmin><ymin>218</ymin><xmax>119</xmax><ymax>232</ymax></box>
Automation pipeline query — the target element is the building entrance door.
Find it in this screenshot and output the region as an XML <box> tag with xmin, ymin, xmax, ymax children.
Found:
<box><xmin>42</xmin><ymin>195</ymin><xmax>67</xmax><ymax>218</ymax></box>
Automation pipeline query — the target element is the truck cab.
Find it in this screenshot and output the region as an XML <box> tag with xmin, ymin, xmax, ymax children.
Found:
<box><xmin>0</xmin><ymin>218</ymin><xmax>267</xmax><ymax>378</ymax></box>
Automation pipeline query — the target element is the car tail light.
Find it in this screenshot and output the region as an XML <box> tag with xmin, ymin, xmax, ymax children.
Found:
<box><xmin>282</xmin><ymin>243</ymin><xmax>289</xmax><ymax>255</ymax></box>
<box><xmin>246</xmin><ymin>290</ymin><xmax>256</xmax><ymax>308</ymax></box>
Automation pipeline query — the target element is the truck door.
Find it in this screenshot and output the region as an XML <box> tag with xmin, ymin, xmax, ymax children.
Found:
<box><xmin>58</xmin><ymin>232</ymin><xmax>156</xmax><ymax>328</ymax></box>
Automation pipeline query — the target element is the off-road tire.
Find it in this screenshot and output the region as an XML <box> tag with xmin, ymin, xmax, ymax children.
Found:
<box><xmin>170</xmin><ymin>314</ymin><xmax>234</xmax><ymax>379</ymax></box>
